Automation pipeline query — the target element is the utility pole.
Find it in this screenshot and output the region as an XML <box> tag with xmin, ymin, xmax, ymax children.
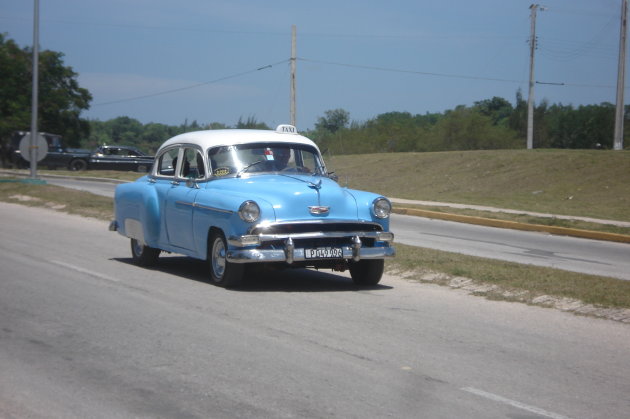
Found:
<box><xmin>613</xmin><ymin>0</ymin><xmax>627</xmax><ymax>150</ymax></box>
<box><xmin>29</xmin><ymin>0</ymin><xmax>40</xmax><ymax>178</ymax></box>
<box><xmin>290</xmin><ymin>25</ymin><xmax>297</xmax><ymax>127</ymax></box>
<box><xmin>526</xmin><ymin>4</ymin><xmax>541</xmax><ymax>150</ymax></box>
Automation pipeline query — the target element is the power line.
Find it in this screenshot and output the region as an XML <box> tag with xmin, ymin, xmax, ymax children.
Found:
<box><xmin>92</xmin><ymin>59</ymin><xmax>289</xmax><ymax>107</ymax></box>
<box><xmin>298</xmin><ymin>56</ymin><xmax>626</xmax><ymax>89</ymax></box>
<box><xmin>536</xmin><ymin>12</ymin><xmax>619</xmax><ymax>62</ymax></box>
<box><xmin>90</xmin><ymin>54</ymin><xmax>627</xmax><ymax>109</ymax></box>
<box><xmin>297</xmin><ymin>57</ymin><xmax>525</xmax><ymax>84</ymax></box>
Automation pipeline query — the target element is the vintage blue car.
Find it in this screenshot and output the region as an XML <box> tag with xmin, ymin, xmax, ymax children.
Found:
<box><xmin>110</xmin><ymin>125</ymin><xmax>395</xmax><ymax>287</ymax></box>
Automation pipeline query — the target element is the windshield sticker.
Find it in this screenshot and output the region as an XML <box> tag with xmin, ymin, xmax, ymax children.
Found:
<box><xmin>264</xmin><ymin>148</ymin><xmax>275</xmax><ymax>161</ymax></box>
<box><xmin>213</xmin><ymin>167</ymin><xmax>231</xmax><ymax>176</ymax></box>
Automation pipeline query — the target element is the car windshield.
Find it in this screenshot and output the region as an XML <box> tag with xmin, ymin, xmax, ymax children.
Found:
<box><xmin>208</xmin><ymin>143</ymin><xmax>326</xmax><ymax>177</ymax></box>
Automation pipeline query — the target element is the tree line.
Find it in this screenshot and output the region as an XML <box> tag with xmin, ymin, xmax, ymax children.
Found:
<box><xmin>306</xmin><ymin>93</ymin><xmax>628</xmax><ymax>155</ymax></box>
<box><xmin>1</xmin><ymin>32</ymin><xmax>627</xmax><ymax>161</ymax></box>
<box><xmin>86</xmin><ymin>95</ymin><xmax>627</xmax><ymax>156</ymax></box>
<box><xmin>85</xmin><ymin>116</ymin><xmax>268</xmax><ymax>154</ymax></box>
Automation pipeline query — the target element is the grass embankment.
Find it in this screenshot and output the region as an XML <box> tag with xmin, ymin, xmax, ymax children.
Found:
<box><xmin>1</xmin><ymin>149</ymin><xmax>629</xmax><ymax>315</ymax></box>
<box><xmin>390</xmin><ymin>244</ymin><xmax>630</xmax><ymax>310</ymax></box>
<box><xmin>0</xmin><ymin>180</ymin><xmax>114</xmax><ymax>220</ymax></box>
<box><xmin>329</xmin><ymin>149</ymin><xmax>630</xmax><ymax>222</ymax></box>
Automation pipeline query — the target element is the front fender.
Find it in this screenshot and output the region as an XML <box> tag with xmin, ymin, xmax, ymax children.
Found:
<box><xmin>345</xmin><ymin>189</ymin><xmax>390</xmax><ymax>231</ymax></box>
<box><xmin>191</xmin><ymin>188</ymin><xmax>276</xmax><ymax>256</ymax></box>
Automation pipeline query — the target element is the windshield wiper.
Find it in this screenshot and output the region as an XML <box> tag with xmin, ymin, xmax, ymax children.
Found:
<box><xmin>236</xmin><ymin>160</ymin><xmax>265</xmax><ymax>177</ymax></box>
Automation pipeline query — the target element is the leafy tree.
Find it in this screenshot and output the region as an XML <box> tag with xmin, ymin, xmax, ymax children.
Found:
<box><xmin>0</xmin><ymin>34</ymin><xmax>30</xmax><ymax>146</ymax></box>
<box><xmin>508</xmin><ymin>89</ymin><xmax>527</xmax><ymax>139</ymax></box>
<box><xmin>207</xmin><ymin>122</ymin><xmax>228</xmax><ymax>130</ymax></box>
<box><xmin>426</xmin><ymin>105</ymin><xmax>520</xmax><ymax>151</ymax></box>
<box><xmin>0</xmin><ymin>33</ymin><xmax>91</xmax><ymax>148</ymax></box>
<box><xmin>474</xmin><ymin>96</ymin><xmax>513</xmax><ymax>126</ymax></box>
<box><xmin>236</xmin><ymin>116</ymin><xmax>269</xmax><ymax>129</ymax></box>
<box><xmin>532</xmin><ymin>99</ymin><xmax>550</xmax><ymax>148</ymax></box>
<box><xmin>544</xmin><ymin>103</ymin><xmax>615</xmax><ymax>149</ymax></box>
<box><xmin>109</xmin><ymin>116</ymin><xmax>143</xmax><ymax>145</ymax></box>
<box><xmin>315</xmin><ymin>109</ymin><xmax>350</xmax><ymax>133</ymax></box>
<box><xmin>364</xmin><ymin>112</ymin><xmax>431</xmax><ymax>152</ymax></box>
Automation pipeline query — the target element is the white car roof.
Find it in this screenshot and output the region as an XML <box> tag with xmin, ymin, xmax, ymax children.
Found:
<box><xmin>157</xmin><ymin>125</ymin><xmax>319</xmax><ymax>154</ymax></box>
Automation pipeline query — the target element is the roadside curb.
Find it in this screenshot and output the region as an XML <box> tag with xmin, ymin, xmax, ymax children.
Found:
<box><xmin>393</xmin><ymin>207</ymin><xmax>630</xmax><ymax>244</ymax></box>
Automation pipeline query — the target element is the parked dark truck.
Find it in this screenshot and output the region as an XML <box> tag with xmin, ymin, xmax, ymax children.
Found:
<box><xmin>8</xmin><ymin>132</ymin><xmax>154</xmax><ymax>172</ymax></box>
<box><xmin>9</xmin><ymin>131</ymin><xmax>91</xmax><ymax>171</ymax></box>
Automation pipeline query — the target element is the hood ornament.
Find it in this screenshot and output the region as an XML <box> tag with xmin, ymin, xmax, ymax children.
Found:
<box><xmin>308</xmin><ymin>179</ymin><xmax>322</xmax><ymax>190</ymax></box>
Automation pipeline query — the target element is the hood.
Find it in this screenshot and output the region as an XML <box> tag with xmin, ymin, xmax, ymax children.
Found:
<box><xmin>210</xmin><ymin>174</ymin><xmax>359</xmax><ymax>222</ymax></box>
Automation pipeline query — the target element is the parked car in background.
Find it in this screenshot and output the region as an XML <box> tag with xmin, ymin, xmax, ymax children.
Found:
<box><xmin>110</xmin><ymin>124</ymin><xmax>395</xmax><ymax>288</ymax></box>
<box><xmin>8</xmin><ymin>131</ymin><xmax>91</xmax><ymax>171</ymax></box>
<box><xmin>89</xmin><ymin>145</ymin><xmax>154</xmax><ymax>172</ymax></box>
<box><xmin>7</xmin><ymin>132</ymin><xmax>154</xmax><ymax>172</ymax></box>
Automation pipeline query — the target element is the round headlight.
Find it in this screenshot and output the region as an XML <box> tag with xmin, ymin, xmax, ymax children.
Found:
<box><xmin>373</xmin><ymin>197</ymin><xmax>392</xmax><ymax>219</ymax></box>
<box><xmin>239</xmin><ymin>201</ymin><xmax>260</xmax><ymax>223</ymax></box>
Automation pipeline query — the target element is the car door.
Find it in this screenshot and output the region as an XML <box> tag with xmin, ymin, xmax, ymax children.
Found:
<box><xmin>164</xmin><ymin>146</ymin><xmax>206</xmax><ymax>250</ymax></box>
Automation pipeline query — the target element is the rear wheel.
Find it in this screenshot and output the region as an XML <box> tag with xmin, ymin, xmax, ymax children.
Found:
<box><xmin>130</xmin><ymin>238</ymin><xmax>160</xmax><ymax>266</ymax></box>
<box><xmin>349</xmin><ymin>259</ymin><xmax>384</xmax><ymax>286</ymax></box>
<box><xmin>208</xmin><ymin>231</ymin><xmax>244</xmax><ymax>288</ymax></box>
<box><xmin>68</xmin><ymin>159</ymin><xmax>88</xmax><ymax>171</ymax></box>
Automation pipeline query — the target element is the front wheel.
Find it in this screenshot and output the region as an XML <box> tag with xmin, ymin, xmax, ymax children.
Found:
<box><xmin>208</xmin><ymin>232</ymin><xmax>244</xmax><ymax>288</ymax></box>
<box><xmin>349</xmin><ymin>259</ymin><xmax>384</xmax><ymax>286</ymax></box>
<box><xmin>130</xmin><ymin>238</ymin><xmax>160</xmax><ymax>266</ymax></box>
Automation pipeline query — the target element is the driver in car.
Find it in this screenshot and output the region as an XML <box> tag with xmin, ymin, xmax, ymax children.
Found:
<box><xmin>271</xmin><ymin>147</ymin><xmax>291</xmax><ymax>170</ymax></box>
<box><xmin>269</xmin><ymin>148</ymin><xmax>310</xmax><ymax>173</ymax></box>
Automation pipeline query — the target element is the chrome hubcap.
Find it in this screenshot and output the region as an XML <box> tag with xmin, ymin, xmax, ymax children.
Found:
<box><xmin>212</xmin><ymin>238</ymin><xmax>226</xmax><ymax>279</ymax></box>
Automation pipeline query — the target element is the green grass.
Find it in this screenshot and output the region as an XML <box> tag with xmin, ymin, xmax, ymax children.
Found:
<box><xmin>0</xmin><ymin>180</ymin><xmax>114</xmax><ymax>220</ymax></box>
<box><xmin>329</xmin><ymin>149</ymin><xmax>630</xmax><ymax>222</ymax></box>
<box><xmin>388</xmin><ymin>244</ymin><xmax>630</xmax><ymax>309</ymax></box>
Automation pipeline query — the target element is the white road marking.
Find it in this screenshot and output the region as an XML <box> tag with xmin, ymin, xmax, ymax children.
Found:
<box><xmin>49</xmin><ymin>260</ymin><xmax>121</xmax><ymax>283</ymax></box>
<box><xmin>461</xmin><ymin>387</ymin><xmax>572</xmax><ymax>419</ymax></box>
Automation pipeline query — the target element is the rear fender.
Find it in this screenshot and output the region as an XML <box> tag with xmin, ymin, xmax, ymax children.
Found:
<box><xmin>114</xmin><ymin>178</ymin><xmax>162</xmax><ymax>247</ymax></box>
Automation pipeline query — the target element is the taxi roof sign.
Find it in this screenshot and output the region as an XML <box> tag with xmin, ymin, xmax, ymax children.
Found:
<box><xmin>276</xmin><ymin>124</ymin><xmax>297</xmax><ymax>134</ymax></box>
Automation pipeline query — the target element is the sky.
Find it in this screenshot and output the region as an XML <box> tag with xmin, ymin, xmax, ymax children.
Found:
<box><xmin>0</xmin><ymin>0</ymin><xmax>626</xmax><ymax>131</ymax></box>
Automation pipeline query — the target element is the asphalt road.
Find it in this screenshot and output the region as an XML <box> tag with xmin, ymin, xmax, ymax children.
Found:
<box><xmin>1</xmin><ymin>202</ymin><xmax>629</xmax><ymax>418</ymax></box>
<box><xmin>44</xmin><ymin>177</ymin><xmax>630</xmax><ymax>280</ymax></box>
<box><xmin>393</xmin><ymin>213</ymin><xmax>630</xmax><ymax>280</ymax></box>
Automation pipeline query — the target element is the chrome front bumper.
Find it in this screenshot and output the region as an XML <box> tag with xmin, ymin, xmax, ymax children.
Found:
<box><xmin>226</xmin><ymin>231</ymin><xmax>395</xmax><ymax>264</ymax></box>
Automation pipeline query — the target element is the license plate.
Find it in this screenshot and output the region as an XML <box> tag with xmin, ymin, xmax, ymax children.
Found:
<box><xmin>304</xmin><ymin>247</ymin><xmax>343</xmax><ymax>259</ymax></box>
